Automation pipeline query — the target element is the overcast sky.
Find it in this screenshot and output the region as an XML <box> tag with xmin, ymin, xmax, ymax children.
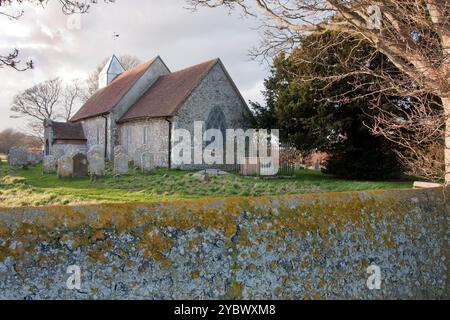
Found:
<box><xmin>0</xmin><ymin>0</ymin><xmax>268</xmax><ymax>132</ymax></box>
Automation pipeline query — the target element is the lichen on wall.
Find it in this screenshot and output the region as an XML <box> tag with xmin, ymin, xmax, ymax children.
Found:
<box><xmin>0</xmin><ymin>188</ymin><xmax>447</xmax><ymax>299</ymax></box>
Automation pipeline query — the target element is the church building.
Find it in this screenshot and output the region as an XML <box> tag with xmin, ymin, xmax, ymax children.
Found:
<box><xmin>44</xmin><ymin>55</ymin><xmax>251</xmax><ymax>167</ymax></box>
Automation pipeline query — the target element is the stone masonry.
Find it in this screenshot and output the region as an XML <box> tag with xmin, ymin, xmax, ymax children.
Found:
<box><xmin>0</xmin><ymin>188</ymin><xmax>447</xmax><ymax>299</ymax></box>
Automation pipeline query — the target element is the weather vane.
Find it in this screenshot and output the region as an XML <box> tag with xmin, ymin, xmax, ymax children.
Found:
<box><xmin>113</xmin><ymin>32</ymin><xmax>120</xmax><ymax>52</ymax></box>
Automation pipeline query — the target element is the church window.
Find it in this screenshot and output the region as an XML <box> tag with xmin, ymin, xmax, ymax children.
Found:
<box><xmin>206</xmin><ymin>107</ymin><xmax>227</xmax><ymax>139</ymax></box>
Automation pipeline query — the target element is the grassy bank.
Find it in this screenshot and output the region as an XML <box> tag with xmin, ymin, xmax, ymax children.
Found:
<box><xmin>0</xmin><ymin>162</ymin><xmax>413</xmax><ymax>207</ymax></box>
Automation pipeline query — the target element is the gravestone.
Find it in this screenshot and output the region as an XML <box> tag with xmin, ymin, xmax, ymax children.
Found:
<box><xmin>140</xmin><ymin>152</ymin><xmax>155</xmax><ymax>173</ymax></box>
<box><xmin>8</xmin><ymin>147</ymin><xmax>29</xmax><ymax>167</ymax></box>
<box><xmin>133</xmin><ymin>145</ymin><xmax>149</xmax><ymax>167</ymax></box>
<box><xmin>27</xmin><ymin>152</ymin><xmax>38</xmax><ymax>164</ymax></box>
<box><xmin>57</xmin><ymin>155</ymin><xmax>73</xmax><ymax>179</ymax></box>
<box><xmin>43</xmin><ymin>155</ymin><xmax>57</xmax><ymax>174</ymax></box>
<box><xmin>72</xmin><ymin>153</ymin><xmax>88</xmax><ymax>177</ymax></box>
<box><xmin>27</xmin><ymin>152</ymin><xmax>43</xmax><ymax>165</ymax></box>
<box><xmin>114</xmin><ymin>152</ymin><xmax>129</xmax><ymax>175</ymax></box>
<box><xmin>87</xmin><ymin>145</ymin><xmax>105</xmax><ymax>177</ymax></box>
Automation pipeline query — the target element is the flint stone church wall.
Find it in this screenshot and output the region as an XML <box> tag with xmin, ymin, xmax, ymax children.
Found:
<box><xmin>172</xmin><ymin>62</ymin><xmax>251</xmax><ymax>170</ymax></box>
<box><xmin>119</xmin><ymin>119</ymin><xmax>169</xmax><ymax>167</ymax></box>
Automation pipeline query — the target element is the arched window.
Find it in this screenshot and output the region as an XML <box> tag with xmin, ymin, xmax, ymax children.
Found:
<box><xmin>206</xmin><ymin>107</ymin><xmax>227</xmax><ymax>139</ymax></box>
<box><xmin>205</xmin><ymin>107</ymin><xmax>227</xmax><ymax>163</ymax></box>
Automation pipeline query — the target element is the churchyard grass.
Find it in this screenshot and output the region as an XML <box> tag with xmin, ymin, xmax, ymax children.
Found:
<box><xmin>0</xmin><ymin>162</ymin><xmax>413</xmax><ymax>207</ymax></box>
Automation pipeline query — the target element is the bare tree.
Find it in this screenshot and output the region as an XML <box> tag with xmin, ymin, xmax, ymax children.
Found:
<box><xmin>187</xmin><ymin>0</ymin><xmax>450</xmax><ymax>183</ymax></box>
<box><xmin>62</xmin><ymin>79</ymin><xmax>83</xmax><ymax>121</ymax></box>
<box><xmin>370</xmin><ymin>95</ymin><xmax>445</xmax><ymax>180</ymax></box>
<box><xmin>83</xmin><ymin>55</ymin><xmax>142</xmax><ymax>100</ymax></box>
<box><xmin>10</xmin><ymin>78</ymin><xmax>84</xmax><ymax>139</ymax></box>
<box><xmin>11</xmin><ymin>78</ymin><xmax>62</xmax><ymax>122</ymax></box>
<box><xmin>0</xmin><ymin>0</ymin><xmax>116</xmax><ymax>71</ymax></box>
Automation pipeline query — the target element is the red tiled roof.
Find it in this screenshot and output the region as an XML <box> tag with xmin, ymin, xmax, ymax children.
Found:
<box><xmin>52</xmin><ymin>122</ymin><xmax>86</xmax><ymax>141</ymax></box>
<box><xmin>119</xmin><ymin>59</ymin><xmax>219</xmax><ymax>122</ymax></box>
<box><xmin>70</xmin><ymin>58</ymin><xmax>157</xmax><ymax>122</ymax></box>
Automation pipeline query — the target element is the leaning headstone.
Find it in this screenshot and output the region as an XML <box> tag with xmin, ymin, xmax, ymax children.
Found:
<box><xmin>140</xmin><ymin>152</ymin><xmax>155</xmax><ymax>173</ymax></box>
<box><xmin>87</xmin><ymin>145</ymin><xmax>105</xmax><ymax>177</ymax></box>
<box><xmin>72</xmin><ymin>153</ymin><xmax>88</xmax><ymax>178</ymax></box>
<box><xmin>43</xmin><ymin>155</ymin><xmax>57</xmax><ymax>174</ymax></box>
<box><xmin>57</xmin><ymin>156</ymin><xmax>73</xmax><ymax>179</ymax></box>
<box><xmin>8</xmin><ymin>147</ymin><xmax>29</xmax><ymax>167</ymax></box>
<box><xmin>114</xmin><ymin>152</ymin><xmax>129</xmax><ymax>175</ymax></box>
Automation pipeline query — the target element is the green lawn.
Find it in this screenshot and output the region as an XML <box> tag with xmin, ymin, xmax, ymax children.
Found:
<box><xmin>0</xmin><ymin>160</ymin><xmax>413</xmax><ymax>207</ymax></box>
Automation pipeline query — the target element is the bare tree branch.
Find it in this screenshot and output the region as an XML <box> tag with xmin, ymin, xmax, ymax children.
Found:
<box><xmin>369</xmin><ymin>96</ymin><xmax>446</xmax><ymax>181</ymax></box>
<box><xmin>10</xmin><ymin>78</ymin><xmax>85</xmax><ymax>139</ymax></box>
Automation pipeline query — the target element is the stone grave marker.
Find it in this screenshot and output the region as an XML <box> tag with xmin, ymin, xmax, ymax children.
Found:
<box><xmin>133</xmin><ymin>145</ymin><xmax>149</xmax><ymax>167</ymax></box>
<box><xmin>43</xmin><ymin>155</ymin><xmax>57</xmax><ymax>174</ymax></box>
<box><xmin>57</xmin><ymin>155</ymin><xmax>73</xmax><ymax>179</ymax></box>
<box><xmin>140</xmin><ymin>152</ymin><xmax>155</xmax><ymax>173</ymax></box>
<box><xmin>87</xmin><ymin>145</ymin><xmax>105</xmax><ymax>177</ymax></box>
<box><xmin>114</xmin><ymin>152</ymin><xmax>129</xmax><ymax>175</ymax></box>
<box><xmin>72</xmin><ymin>153</ymin><xmax>88</xmax><ymax>177</ymax></box>
<box><xmin>27</xmin><ymin>152</ymin><xmax>43</xmax><ymax>165</ymax></box>
<box><xmin>8</xmin><ymin>147</ymin><xmax>29</xmax><ymax>167</ymax></box>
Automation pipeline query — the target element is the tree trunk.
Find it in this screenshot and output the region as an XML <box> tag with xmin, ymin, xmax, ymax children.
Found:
<box><xmin>443</xmin><ymin>96</ymin><xmax>450</xmax><ymax>185</ymax></box>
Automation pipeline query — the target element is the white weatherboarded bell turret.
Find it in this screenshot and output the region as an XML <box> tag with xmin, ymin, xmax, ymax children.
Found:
<box><xmin>98</xmin><ymin>54</ymin><xmax>125</xmax><ymax>89</ymax></box>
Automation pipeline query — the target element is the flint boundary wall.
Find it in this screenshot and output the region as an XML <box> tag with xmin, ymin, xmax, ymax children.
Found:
<box><xmin>0</xmin><ymin>188</ymin><xmax>447</xmax><ymax>299</ymax></box>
